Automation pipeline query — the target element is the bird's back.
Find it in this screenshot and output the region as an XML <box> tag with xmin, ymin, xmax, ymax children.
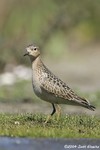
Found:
<box><xmin>32</xmin><ymin>61</ymin><xmax>95</xmax><ymax>111</ymax></box>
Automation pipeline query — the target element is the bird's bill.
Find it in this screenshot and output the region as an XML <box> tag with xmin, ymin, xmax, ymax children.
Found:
<box><xmin>23</xmin><ymin>52</ymin><xmax>29</xmax><ymax>56</ymax></box>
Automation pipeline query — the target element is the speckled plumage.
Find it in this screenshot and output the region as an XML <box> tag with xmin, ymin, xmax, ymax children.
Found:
<box><xmin>24</xmin><ymin>44</ymin><xmax>95</xmax><ymax>122</ymax></box>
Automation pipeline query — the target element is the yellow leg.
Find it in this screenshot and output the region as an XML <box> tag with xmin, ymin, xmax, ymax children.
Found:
<box><xmin>44</xmin><ymin>103</ymin><xmax>56</xmax><ymax>124</ymax></box>
<box><xmin>44</xmin><ymin>115</ymin><xmax>51</xmax><ymax>124</ymax></box>
<box><xmin>56</xmin><ymin>104</ymin><xmax>61</xmax><ymax>121</ymax></box>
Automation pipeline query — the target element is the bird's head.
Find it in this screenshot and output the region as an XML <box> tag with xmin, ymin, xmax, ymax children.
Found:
<box><xmin>24</xmin><ymin>44</ymin><xmax>40</xmax><ymax>60</ymax></box>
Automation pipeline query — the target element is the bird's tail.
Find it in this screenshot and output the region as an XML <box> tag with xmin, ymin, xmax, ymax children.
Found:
<box><xmin>76</xmin><ymin>97</ymin><xmax>96</xmax><ymax>111</ymax></box>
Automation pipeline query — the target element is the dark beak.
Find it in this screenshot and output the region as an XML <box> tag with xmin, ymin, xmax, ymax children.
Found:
<box><xmin>23</xmin><ymin>52</ymin><xmax>29</xmax><ymax>56</ymax></box>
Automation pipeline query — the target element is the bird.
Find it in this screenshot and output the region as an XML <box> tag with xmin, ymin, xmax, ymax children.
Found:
<box><xmin>24</xmin><ymin>44</ymin><xmax>95</xmax><ymax>123</ymax></box>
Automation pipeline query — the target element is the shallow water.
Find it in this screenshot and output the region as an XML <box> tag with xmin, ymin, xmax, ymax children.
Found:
<box><xmin>0</xmin><ymin>137</ymin><xmax>99</xmax><ymax>150</ymax></box>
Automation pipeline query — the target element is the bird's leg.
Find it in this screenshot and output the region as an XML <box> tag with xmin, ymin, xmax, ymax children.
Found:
<box><xmin>56</xmin><ymin>104</ymin><xmax>61</xmax><ymax>121</ymax></box>
<box><xmin>44</xmin><ymin>103</ymin><xmax>56</xmax><ymax>124</ymax></box>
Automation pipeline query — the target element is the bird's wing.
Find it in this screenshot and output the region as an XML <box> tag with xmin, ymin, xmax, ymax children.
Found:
<box><xmin>40</xmin><ymin>73</ymin><xmax>78</xmax><ymax>100</ymax></box>
<box><xmin>40</xmin><ymin>72</ymin><xmax>95</xmax><ymax>111</ymax></box>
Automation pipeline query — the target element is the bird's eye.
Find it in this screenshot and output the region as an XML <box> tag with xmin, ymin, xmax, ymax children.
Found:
<box><xmin>34</xmin><ymin>47</ymin><xmax>37</xmax><ymax>50</ymax></box>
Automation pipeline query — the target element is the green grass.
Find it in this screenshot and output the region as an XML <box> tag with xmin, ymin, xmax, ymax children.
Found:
<box><xmin>0</xmin><ymin>114</ymin><xmax>100</xmax><ymax>138</ymax></box>
<box><xmin>0</xmin><ymin>82</ymin><xmax>100</xmax><ymax>138</ymax></box>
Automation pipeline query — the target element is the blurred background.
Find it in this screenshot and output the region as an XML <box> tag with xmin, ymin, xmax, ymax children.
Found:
<box><xmin>0</xmin><ymin>0</ymin><xmax>100</xmax><ymax>114</ymax></box>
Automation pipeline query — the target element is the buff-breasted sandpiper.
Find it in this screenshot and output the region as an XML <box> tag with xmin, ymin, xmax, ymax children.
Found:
<box><xmin>24</xmin><ymin>44</ymin><xmax>95</xmax><ymax>123</ymax></box>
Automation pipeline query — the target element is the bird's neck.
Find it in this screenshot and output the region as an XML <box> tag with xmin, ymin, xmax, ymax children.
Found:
<box><xmin>31</xmin><ymin>56</ymin><xmax>43</xmax><ymax>70</ymax></box>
